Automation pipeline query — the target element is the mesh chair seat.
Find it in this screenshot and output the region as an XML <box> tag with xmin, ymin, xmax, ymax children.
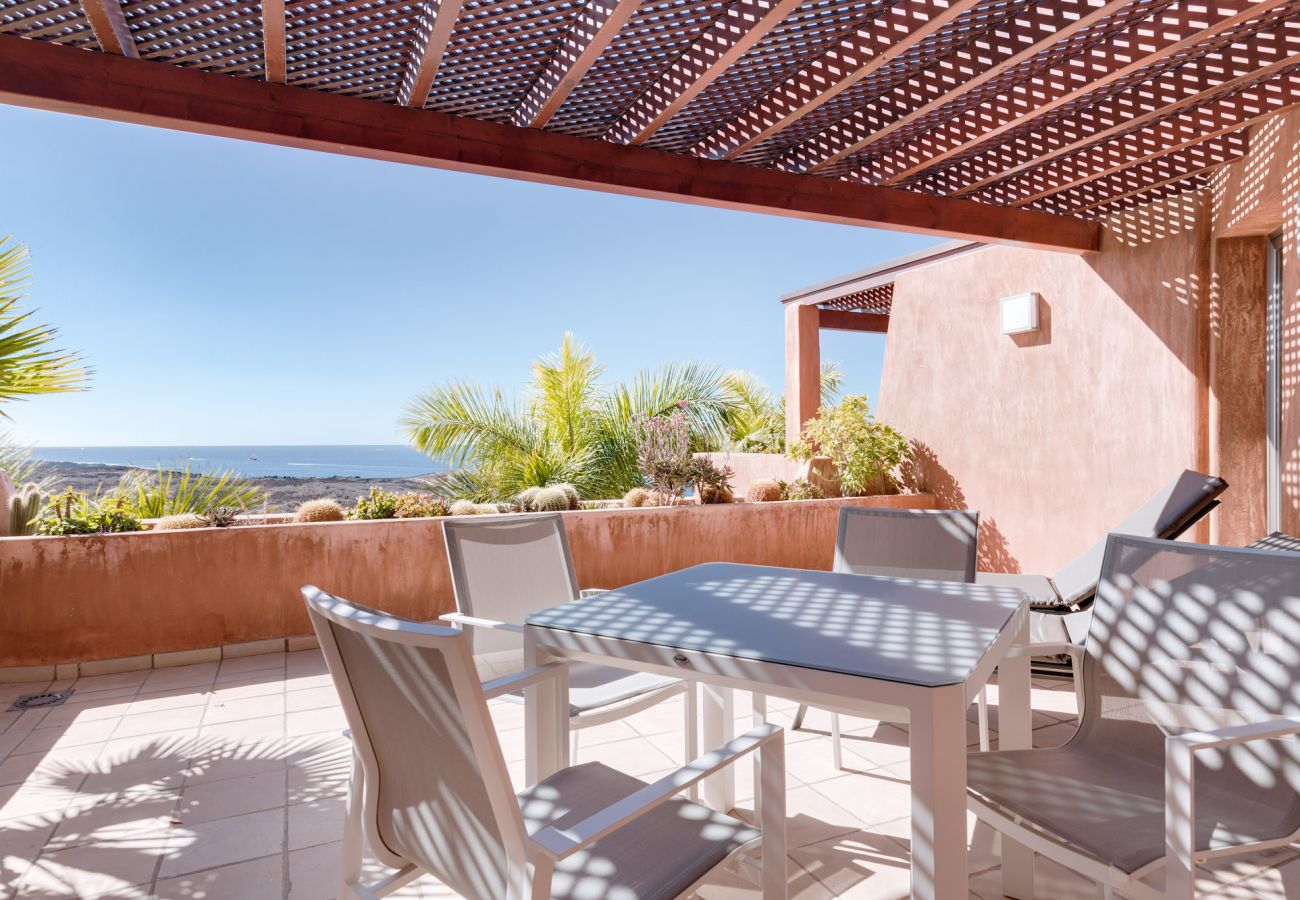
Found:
<box><xmin>1249</xmin><ymin>532</ymin><xmax>1300</xmax><ymax>553</ymax></box>
<box><xmin>519</xmin><ymin>761</ymin><xmax>760</xmax><ymax>899</ymax></box>
<box><xmin>496</xmin><ymin>662</ymin><xmax>681</xmax><ymax>716</ymax></box>
<box><xmin>968</xmin><ymin>719</ymin><xmax>1300</xmax><ymax>874</ymax></box>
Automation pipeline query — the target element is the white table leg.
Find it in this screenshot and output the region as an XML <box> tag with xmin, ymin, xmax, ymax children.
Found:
<box><xmin>998</xmin><ymin>618</ymin><xmax>1035</xmax><ymax>898</ymax></box>
<box><xmin>701</xmin><ymin>684</ymin><xmax>735</xmax><ymax>812</ymax></box>
<box><xmin>909</xmin><ymin>684</ymin><xmax>968</xmax><ymax>900</ymax></box>
<box><xmin>524</xmin><ymin>636</ymin><xmax>568</xmax><ymax>785</ymax></box>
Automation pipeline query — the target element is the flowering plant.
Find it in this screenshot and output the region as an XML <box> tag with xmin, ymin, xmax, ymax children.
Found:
<box><xmin>633</xmin><ymin>410</ymin><xmax>693</xmax><ymax>504</ymax></box>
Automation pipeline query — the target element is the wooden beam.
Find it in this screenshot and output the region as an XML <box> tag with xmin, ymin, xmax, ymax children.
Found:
<box><xmin>262</xmin><ymin>0</ymin><xmax>285</xmax><ymax>84</ymax></box>
<box><xmin>690</xmin><ymin>0</ymin><xmax>981</xmax><ymax>161</ymax></box>
<box><xmin>397</xmin><ymin>0</ymin><xmax>465</xmax><ymax>108</ymax></box>
<box><xmin>855</xmin><ymin>0</ymin><xmax>1294</xmax><ymax>187</ymax></box>
<box><xmin>78</xmin><ymin>0</ymin><xmax>137</xmax><ymax>58</ymax></box>
<box><xmin>605</xmin><ymin>0</ymin><xmax>804</xmax><ymax>146</ymax></box>
<box><xmin>511</xmin><ymin>0</ymin><xmax>640</xmax><ymax>128</ymax></box>
<box><xmin>0</xmin><ymin>34</ymin><xmax>1100</xmax><ymax>253</ymax></box>
<box><xmin>819</xmin><ymin>309</ymin><xmax>888</xmax><ymax>332</ymax></box>
<box><xmin>782</xmin><ymin>0</ymin><xmax>1132</xmax><ymax>175</ymax></box>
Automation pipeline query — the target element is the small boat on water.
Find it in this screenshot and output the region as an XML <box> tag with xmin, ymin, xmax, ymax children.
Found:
<box><xmin>249</xmin><ymin>454</ymin><xmax>258</xmax><ymax>460</ymax></box>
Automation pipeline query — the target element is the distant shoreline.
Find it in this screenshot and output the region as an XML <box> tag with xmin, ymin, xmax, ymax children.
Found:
<box><xmin>33</xmin><ymin>461</ymin><xmax>441</xmax><ymax>510</ymax></box>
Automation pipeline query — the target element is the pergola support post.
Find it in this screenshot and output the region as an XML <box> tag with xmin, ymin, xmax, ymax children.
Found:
<box><xmin>784</xmin><ymin>303</ymin><xmax>821</xmax><ymax>450</ymax></box>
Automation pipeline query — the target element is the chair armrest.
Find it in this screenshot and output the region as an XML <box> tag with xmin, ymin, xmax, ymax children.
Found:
<box><xmin>1165</xmin><ymin>717</ymin><xmax>1300</xmax><ymax>878</ymax></box>
<box><xmin>482</xmin><ymin>663</ymin><xmax>566</xmax><ymax>700</ymax></box>
<box><xmin>1005</xmin><ymin>641</ymin><xmax>1082</xmax><ymax>660</ymax></box>
<box><xmin>529</xmin><ymin>723</ymin><xmax>783</xmax><ymax>860</ymax></box>
<box><xmin>1168</xmin><ymin>717</ymin><xmax>1300</xmax><ymax>754</ymax></box>
<box><xmin>439</xmin><ymin>612</ymin><xmax>525</xmax><ymax>634</ymax></box>
<box><xmin>578</xmin><ymin>588</ymin><xmax>609</xmax><ymax>598</ymax></box>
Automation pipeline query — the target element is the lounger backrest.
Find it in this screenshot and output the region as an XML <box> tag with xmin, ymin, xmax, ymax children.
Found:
<box><xmin>304</xmin><ymin>587</ymin><xmax>528</xmax><ymax>899</ymax></box>
<box><xmin>1078</xmin><ymin>537</ymin><xmax>1300</xmax><ymax>837</ymax></box>
<box><xmin>443</xmin><ymin>514</ymin><xmax>579</xmax><ymax>663</ymax></box>
<box><xmin>834</xmin><ymin>507</ymin><xmax>979</xmax><ymax>582</ymax></box>
<box><xmin>1051</xmin><ymin>469</ymin><xmax>1226</xmax><ymax>606</ymax></box>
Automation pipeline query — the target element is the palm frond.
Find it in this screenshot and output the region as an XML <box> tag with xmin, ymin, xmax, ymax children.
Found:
<box><xmin>820</xmin><ymin>361</ymin><xmax>845</xmax><ymax>406</ymax></box>
<box><xmin>0</xmin><ymin>236</ymin><xmax>90</xmax><ymax>410</ymax></box>
<box><xmin>530</xmin><ymin>333</ymin><xmax>603</xmax><ymax>455</ymax></box>
<box><xmin>401</xmin><ymin>381</ymin><xmax>539</xmax><ymax>468</ymax></box>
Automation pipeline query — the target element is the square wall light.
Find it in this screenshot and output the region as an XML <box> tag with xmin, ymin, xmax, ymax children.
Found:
<box><xmin>1000</xmin><ymin>292</ymin><xmax>1040</xmax><ymax>335</ymax></box>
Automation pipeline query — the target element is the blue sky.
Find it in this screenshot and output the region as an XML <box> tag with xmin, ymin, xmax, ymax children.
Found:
<box><xmin>1</xmin><ymin>104</ymin><xmax>938</xmax><ymax>446</ymax></box>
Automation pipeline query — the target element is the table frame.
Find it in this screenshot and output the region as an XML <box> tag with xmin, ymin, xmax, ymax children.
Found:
<box><xmin>525</xmin><ymin>592</ymin><xmax>1030</xmax><ymax>900</ymax></box>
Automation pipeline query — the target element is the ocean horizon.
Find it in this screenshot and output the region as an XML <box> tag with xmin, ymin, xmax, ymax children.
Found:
<box><xmin>29</xmin><ymin>445</ymin><xmax>444</xmax><ymax>479</ymax></box>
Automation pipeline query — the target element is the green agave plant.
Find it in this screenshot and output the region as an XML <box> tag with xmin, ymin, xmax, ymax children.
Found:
<box><xmin>115</xmin><ymin>463</ymin><xmax>270</xmax><ymax>518</ymax></box>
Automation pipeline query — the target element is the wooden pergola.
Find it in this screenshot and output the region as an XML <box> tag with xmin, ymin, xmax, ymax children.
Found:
<box><xmin>1</xmin><ymin>0</ymin><xmax>1296</xmax><ymax>252</ymax></box>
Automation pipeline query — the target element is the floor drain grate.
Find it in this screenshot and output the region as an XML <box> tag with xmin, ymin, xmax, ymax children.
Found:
<box><xmin>8</xmin><ymin>690</ymin><xmax>74</xmax><ymax>712</ymax></box>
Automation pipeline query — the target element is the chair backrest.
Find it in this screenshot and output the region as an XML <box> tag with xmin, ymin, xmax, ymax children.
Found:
<box><xmin>303</xmin><ymin>587</ymin><xmax>530</xmax><ymax>899</ymax></box>
<box><xmin>1078</xmin><ymin>537</ymin><xmax>1300</xmax><ymax>829</ymax></box>
<box><xmin>443</xmin><ymin>514</ymin><xmax>580</xmax><ymax>667</ymax></box>
<box><xmin>1249</xmin><ymin>532</ymin><xmax>1300</xmax><ymax>554</ymax></box>
<box><xmin>834</xmin><ymin>507</ymin><xmax>979</xmax><ymax>582</ymax></box>
<box><xmin>1051</xmin><ymin>469</ymin><xmax>1227</xmax><ymax>607</ymax></box>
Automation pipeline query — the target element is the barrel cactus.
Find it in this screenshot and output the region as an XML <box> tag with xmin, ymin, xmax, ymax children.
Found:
<box><xmin>156</xmin><ymin>513</ymin><xmax>207</xmax><ymax>530</ymax></box>
<box><xmin>296</xmin><ymin>499</ymin><xmax>345</xmax><ymax>522</ymax></box>
<box><xmin>623</xmin><ymin>487</ymin><xmax>650</xmax><ymax>508</ymax></box>
<box><xmin>516</xmin><ymin>487</ymin><xmax>542</xmax><ymax>512</ymax></box>
<box><xmin>744</xmin><ymin>479</ymin><xmax>783</xmax><ymax>503</ymax></box>
<box><xmin>532</xmin><ymin>486</ymin><xmax>570</xmax><ymax>512</ymax></box>
<box><xmin>448</xmin><ymin>499</ymin><xmax>479</xmax><ymax>516</ymax></box>
<box><xmin>8</xmin><ymin>483</ymin><xmax>44</xmax><ymax>536</ymax></box>
<box><xmin>557</xmin><ymin>483</ymin><xmax>580</xmax><ymax>509</ymax></box>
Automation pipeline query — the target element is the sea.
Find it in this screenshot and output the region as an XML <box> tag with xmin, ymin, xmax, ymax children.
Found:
<box><xmin>28</xmin><ymin>445</ymin><xmax>443</xmax><ymax>479</ymax></box>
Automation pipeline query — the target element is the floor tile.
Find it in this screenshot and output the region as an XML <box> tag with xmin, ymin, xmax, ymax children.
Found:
<box><xmin>17</xmin><ymin>835</ymin><xmax>166</xmax><ymax>898</ymax></box>
<box><xmin>159</xmin><ymin>808</ymin><xmax>286</xmax><ymax>878</ymax></box>
<box><xmin>174</xmin><ymin>769</ymin><xmax>286</xmax><ymax>825</ymax></box>
<box><xmin>153</xmin><ymin>851</ymin><xmax>284</xmax><ymax>900</ymax></box>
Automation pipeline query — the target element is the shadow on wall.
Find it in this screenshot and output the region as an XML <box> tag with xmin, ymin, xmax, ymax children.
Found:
<box><xmin>900</xmin><ymin>441</ymin><xmax>1020</xmax><ymax>574</ymax></box>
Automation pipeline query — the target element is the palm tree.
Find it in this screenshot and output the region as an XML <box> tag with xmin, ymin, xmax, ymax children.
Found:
<box><xmin>0</xmin><ymin>235</ymin><xmax>89</xmax><ymax>409</ymax></box>
<box><xmin>720</xmin><ymin>362</ymin><xmax>847</xmax><ymax>453</ymax></box>
<box><xmin>0</xmin><ymin>235</ymin><xmax>89</xmax><ymax>491</ymax></box>
<box><xmin>402</xmin><ymin>334</ymin><xmax>738</xmax><ymax>501</ymax></box>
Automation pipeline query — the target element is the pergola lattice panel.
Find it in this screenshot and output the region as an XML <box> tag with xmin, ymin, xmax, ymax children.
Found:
<box><xmin>8</xmin><ymin>0</ymin><xmax>1300</xmax><ymax>222</ymax></box>
<box><xmin>1</xmin><ymin>0</ymin><xmax>98</xmax><ymax>48</ymax></box>
<box><xmin>819</xmin><ymin>282</ymin><xmax>893</xmax><ymax>313</ymax></box>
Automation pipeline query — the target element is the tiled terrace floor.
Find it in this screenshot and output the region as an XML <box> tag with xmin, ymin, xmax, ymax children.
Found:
<box><xmin>1</xmin><ymin>650</ymin><xmax>1298</xmax><ymax>899</ymax></box>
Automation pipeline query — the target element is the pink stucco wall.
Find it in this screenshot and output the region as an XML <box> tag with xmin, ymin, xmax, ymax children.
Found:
<box><xmin>874</xmin><ymin>109</ymin><xmax>1300</xmax><ymax>573</ymax></box>
<box><xmin>877</xmin><ymin>199</ymin><xmax>1209</xmax><ymax>575</ymax></box>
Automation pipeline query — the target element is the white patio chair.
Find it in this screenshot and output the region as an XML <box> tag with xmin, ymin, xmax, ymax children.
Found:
<box><xmin>441</xmin><ymin>514</ymin><xmax>697</xmax><ymax>777</ymax></box>
<box><xmin>303</xmin><ymin>586</ymin><xmax>788</xmax><ymax>900</ymax></box>
<box><xmin>792</xmin><ymin>506</ymin><xmax>981</xmax><ymax>766</ymax></box>
<box><xmin>968</xmin><ymin>535</ymin><xmax>1300</xmax><ymax>899</ymax></box>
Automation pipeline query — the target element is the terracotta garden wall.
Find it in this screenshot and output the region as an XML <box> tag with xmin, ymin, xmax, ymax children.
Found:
<box><xmin>0</xmin><ymin>493</ymin><xmax>935</xmax><ymax>669</ymax></box>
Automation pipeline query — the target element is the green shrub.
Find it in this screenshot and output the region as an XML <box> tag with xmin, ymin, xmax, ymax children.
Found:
<box><xmin>36</xmin><ymin>489</ymin><xmax>145</xmax><ymax>535</ymax></box>
<box><xmin>296</xmin><ymin>499</ymin><xmax>344</xmax><ymax>522</ymax></box>
<box><xmin>690</xmin><ymin>457</ymin><xmax>734</xmax><ymax>504</ymax></box>
<box><xmin>393</xmin><ymin>493</ymin><xmax>447</xmax><ymax>518</ymax></box>
<box><xmin>351</xmin><ymin>486</ymin><xmax>400</xmax><ymax>520</ymax></box>
<box><xmin>789</xmin><ymin>395</ymin><xmax>910</xmax><ymax>496</ymax></box>
<box><xmin>781</xmin><ymin>478</ymin><xmax>824</xmax><ymax>501</ymax></box>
